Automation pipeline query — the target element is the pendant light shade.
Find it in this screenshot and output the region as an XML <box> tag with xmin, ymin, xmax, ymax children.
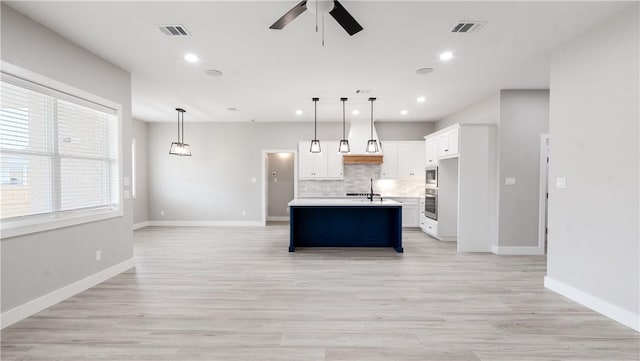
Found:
<box><xmin>169</xmin><ymin>108</ymin><xmax>191</xmax><ymax>156</ymax></box>
<box><xmin>310</xmin><ymin>97</ymin><xmax>321</xmax><ymax>153</ymax></box>
<box><xmin>366</xmin><ymin>97</ymin><xmax>378</xmax><ymax>153</ymax></box>
<box><xmin>338</xmin><ymin>97</ymin><xmax>350</xmax><ymax>153</ymax></box>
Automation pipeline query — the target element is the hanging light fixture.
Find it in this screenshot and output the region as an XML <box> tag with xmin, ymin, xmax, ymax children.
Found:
<box><xmin>366</xmin><ymin>97</ymin><xmax>379</xmax><ymax>153</ymax></box>
<box><xmin>309</xmin><ymin>97</ymin><xmax>321</xmax><ymax>153</ymax></box>
<box><xmin>169</xmin><ymin>108</ymin><xmax>191</xmax><ymax>156</ymax></box>
<box><xmin>338</xmin><ymin>97</ymin><xmax>350</xmax><ymax>153</ymax></box>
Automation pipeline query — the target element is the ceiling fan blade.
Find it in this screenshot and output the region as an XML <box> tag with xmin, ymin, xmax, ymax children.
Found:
<box><xmin>269</xmin><ymin>1</ymin><xmax>308</xmax><ymax>30</ymax></box>
<box><xmin>329</xmin><ymin>1</ymin><xmax>363</xmax><ymax>36</ymax></box>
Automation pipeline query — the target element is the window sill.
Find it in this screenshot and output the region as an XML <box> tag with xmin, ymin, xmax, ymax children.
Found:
<box><xmin>0</xmin><ymin>208</ymin><xmax>123</xmax><ymax>239</ymax></box>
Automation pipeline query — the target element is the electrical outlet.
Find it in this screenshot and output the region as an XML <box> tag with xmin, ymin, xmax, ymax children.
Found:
<box><xmin>95</xmin><ymin>250</ymin><xmax>102</xmax><ymax>261</ymax></box>
<box><xmin>160</xmin><ymin>210</ymin><xmax>165</xmax><ymax>216</ymax></box>
<box><xmin>123</xmin><ymin>177</ymin><xmax>130</xmax><ymax>186</ymax></box>
<box><xmin>556</xmin><ymin>177</ymin><xmax>566</xmax><ymax>189</ymax></box>
<box><xmin>251</xmin><ymin>177</ymin><xmax>257</xmax><ymax>183</ymax></box>
<box><xmin>124</xmin><ymin>190</ymin><xmax>130</xmax><ymax>199</ymax></box>
<box><xmin>505</xmin><ymin>177</ymin><xmax>516</xmax><ymax>186</ymax></box>
<box><xmin>242</xmin><ymin>210</ymin><xmax>246</xmax><ymax>216</ymax></box>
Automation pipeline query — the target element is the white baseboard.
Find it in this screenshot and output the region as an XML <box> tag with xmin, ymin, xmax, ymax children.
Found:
<box><xmin>544</xmin><ymin>276</ymin><xmax>639</xmax><ymax>332</ymax></box>
<box><xmin>133</xmin><ymin>221</ymin><xmax>150</xmax><ymax>230</ymax></box>
<box><xmin>492</xmin><ymin>245</ymin><xmax>545</xmax><ymax>255</ymax></box>
<box><xmin>266</xmin><ymin>216</ymin><xmax>289</xmax><ymax>222</ymax></box>
<box><xmin>0</xmin><ymin>258</ymin><xmax>135</xmax><ymax>329</ymax></box>
<box><xmin>147</xmin><ymin>220</ymin><xmax>264</xmax><ymax>227</ymax></box>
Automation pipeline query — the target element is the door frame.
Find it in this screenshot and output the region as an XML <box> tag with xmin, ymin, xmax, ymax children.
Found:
<box><xmin>538</xmin><ymin>134</ymin><xmax>550</xmax><ymax>254</ymax></box>
<box><xmin>261</xmin><ymin>149</ymin><xmax>298</xmax><ymax>226</ymax></box>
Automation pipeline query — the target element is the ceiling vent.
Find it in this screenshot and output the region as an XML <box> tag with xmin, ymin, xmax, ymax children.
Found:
<box><xmin>158</xmin><ymin>25</ymin><xmax>190</xmax><ymax>36</ymax></box>
<box><xmin>450</xmin><ymin>21</ymin><xmax>486</xmax><ymax>33</ymax></box>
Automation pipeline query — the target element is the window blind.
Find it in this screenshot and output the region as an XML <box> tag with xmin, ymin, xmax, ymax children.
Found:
<box><xmin>0</xmin><ymin>73</ymin><xmax>119</xmax><ymax>221</ymax></box>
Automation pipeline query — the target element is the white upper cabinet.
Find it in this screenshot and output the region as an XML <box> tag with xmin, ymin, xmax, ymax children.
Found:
<box><xmin>325</xmin><ymin>141</ymin><xmax>344</xmax><ymax>179</ymax></box>
<box><xmin>437</xmin><ymin>128</ymin><xmax>459</xmax><ymax>158</ymax></box>
<box><xmin>381</xmin><ymin>141</ymin><xmax>424</xmax><ymax>180</ymax></box>
<box><xmin>425</xmin><ymin>125</ymin><xmax>460</xmax><ymax>161</ymax></box>
<box><xmin>380</xmin><ymin>142</ymin><xmax>398</xmax><ymax>179</ymax></box>
<box><xmin>425</xmin><ymin>137</ymin><xmax>437</xmax><ymax>166</ymax></box>
<box><xmin>298</xmin><ymin>141</ymin><xmax>343</xmax><ymax>180</ymax></box>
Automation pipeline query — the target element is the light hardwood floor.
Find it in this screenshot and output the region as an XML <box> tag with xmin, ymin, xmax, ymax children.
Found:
<box><xmin>2</xmin><ymin>225</ymin><xmax>639</xmax><ymax>360</ymax></box>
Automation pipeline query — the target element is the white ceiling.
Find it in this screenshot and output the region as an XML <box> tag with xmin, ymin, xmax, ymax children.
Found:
<box><xmin>6</xmin><ymin>1</ymin><xmax>629</xmax><ymax>123</ymax></box>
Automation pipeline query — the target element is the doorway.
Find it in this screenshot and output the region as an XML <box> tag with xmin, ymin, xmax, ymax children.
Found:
<box><xmin>538</xmin><ymin>134</ymin><xmax>550</xmax><ymax>254</ymax></box>
<box><xmin>261</xmin><ymin>150</ymin><xmax>297</xmax><ymax>225</ymax></box>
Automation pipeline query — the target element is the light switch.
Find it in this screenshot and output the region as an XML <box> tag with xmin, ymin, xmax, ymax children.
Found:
<box><xmin>505</xmin><ymin>177</ymin><xmax>516</xmax><ymax>186</ymax></box>
<box><xmin>123</xmin><ymin>177</ymin><xmax>130</xmax><ymax>186</ymax></box>
<box><xmin>556</xmin><ymin>177</ymin><xmax>566</xmax><ymax>189</ymax></box>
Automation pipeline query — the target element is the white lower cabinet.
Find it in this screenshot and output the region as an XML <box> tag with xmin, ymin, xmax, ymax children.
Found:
<box><xmin>388</xmin><ymin>197</ymin><xmax>419</xmax><ymax>227</ymax></box>
<box><xmin>424</xmin><ymin>217</ymin><xmax>438</xmax><ymax>237</ymax></box>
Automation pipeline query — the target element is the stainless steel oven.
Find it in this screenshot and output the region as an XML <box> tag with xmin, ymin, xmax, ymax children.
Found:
<box><xmin>426</xmin><ymin>166</ymin><xmax>438</xmax><ymax>188</ymax></box>
<box><xmin>424</xmin><ymin>188</ymin><xmax>437</xmax><ymax>220</ymax></box>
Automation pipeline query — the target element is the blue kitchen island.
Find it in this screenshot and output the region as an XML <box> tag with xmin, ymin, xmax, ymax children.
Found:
<box><xmin>287</xmin><ymin>198</ymin><xmax>403</xmax><ymax>253</ymax></box>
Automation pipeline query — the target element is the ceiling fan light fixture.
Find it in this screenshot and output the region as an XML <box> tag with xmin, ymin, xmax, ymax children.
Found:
<box><xmin>306</xmin><ymin>0</ymin><xmax>334</xmax><ymax>14</ymax></box>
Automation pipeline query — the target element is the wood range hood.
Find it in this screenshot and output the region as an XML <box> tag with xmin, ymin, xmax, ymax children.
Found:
<box><xmin>343</xmin><ymin>154</ymin><xmax>384</xmax><ymax>164</ymax></box>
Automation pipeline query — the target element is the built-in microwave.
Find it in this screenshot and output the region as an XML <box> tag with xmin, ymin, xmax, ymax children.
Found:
<box><xmin>425</xmin><ymin>188</ymin><xmax>437</xmax><ymax>220</ymax></box>
<box><xmin>426</xmin><ymin>166</ymin><xmax>438</xmax><ymax>188</ymax></box>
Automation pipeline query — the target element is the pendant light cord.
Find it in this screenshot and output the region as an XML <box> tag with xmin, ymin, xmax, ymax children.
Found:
<box><xmin>370</xmin><ymin>99</ymin><xmax>374</xmax><ymax>139</ymax></box>
<box><xmin>180</xmin><ymin>111</ymin><xmax>184</xmax><ymax>144</ymax></box>
<box><xmin>177</xmin><ymin>110</ymin><xmax>180</xmax><ymax>143</ymax></box>
<box><xmin>314</xmin><ymin>98</ymin><xmax>318</xmax><ymax>140</ymax></box>
<box><xmin>342</xmin><ymin>99</ymin><xmax>346</xmax><ymax>139</ymax></box>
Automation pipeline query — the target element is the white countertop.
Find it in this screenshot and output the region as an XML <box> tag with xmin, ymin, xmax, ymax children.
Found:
<box><xmin>288</xmin><ymin>198</ymin><xmax>401</xmax><ymax>207</ymax></box>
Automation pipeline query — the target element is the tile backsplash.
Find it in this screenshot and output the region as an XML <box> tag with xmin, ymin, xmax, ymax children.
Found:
<box><xmin>299</xmin><ymin>164</ymin><xmax>423</xmax><ymax>197</ymax></box>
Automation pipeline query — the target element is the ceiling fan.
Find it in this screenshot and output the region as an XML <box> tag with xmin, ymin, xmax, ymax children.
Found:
<box><xmin>269</xmin><ymin>0</ymin><xmax>363</xmax><ymax>36</ymax></box>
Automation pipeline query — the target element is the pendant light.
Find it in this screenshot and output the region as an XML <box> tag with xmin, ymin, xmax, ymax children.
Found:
<box><xmin>309</xmin><ymin>97</ymin><xmax>321</xmax><ymax>153</ymax></box>
<box><xmin>366</xmin><ymin>97</ymin><xmax>379</xmax><ymax>153</ymax></box>
<box><xmin>338</xmin><ymin>97</ymin><xmax>350</xmax><ymax>153</ymax></box>
<box><xmin>169</xmin><ymin>108</ymin><xmax>191</xmax><ymax>156</ymax></box>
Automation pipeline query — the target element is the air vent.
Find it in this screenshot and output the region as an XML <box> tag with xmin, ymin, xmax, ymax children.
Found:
<box><xmin>450</xmin><ymin>21</ymin><xmax>486</xmax><ymax>33</ymax></box>
<box><xmin>158</xmin><ymin>25</ymin><xmax>190</xmax><ymax>36</ymax></box>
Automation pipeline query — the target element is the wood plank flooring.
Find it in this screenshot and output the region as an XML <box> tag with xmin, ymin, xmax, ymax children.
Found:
<box><xmin>2</xmin><ymin>225</ymin><xmax>639</xmax><ymax>360</ymax></box>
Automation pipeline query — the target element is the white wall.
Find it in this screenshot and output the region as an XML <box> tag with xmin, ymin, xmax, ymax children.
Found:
<box><xmin>546</xmin><ymin>4</ymin><xmax>639</xmax><ymax>331</ymax></box>
<box><xmin>132</xmin><ymin>118</ymin><xmax>149</xmax><ymax>225</ymax></box>
<box><xmin>0</xmin><ymin>5</ymin><xmax>133</xmax><ymax>314</ymax></box>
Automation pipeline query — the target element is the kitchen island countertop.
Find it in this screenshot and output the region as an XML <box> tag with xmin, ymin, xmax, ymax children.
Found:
<box><xmin>288</xmin><ymin>198</ymin><xmax>401</xmax><ymax>207</ymax></box>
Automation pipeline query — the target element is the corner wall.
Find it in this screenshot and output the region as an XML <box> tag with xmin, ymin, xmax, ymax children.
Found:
<box><xmin>132</xmin><ymin>119</ymin><xmax>149</xmax><ymax>225</ymax></box>
<box><xmin>546</xmin><ymin>4</ymin><xmax>639</xmax><ymax>331</ymax></box>
<box><xmin>0</xmin><ymin>5</ymin><xmax>133</xmax><ymax>322</ymax></box>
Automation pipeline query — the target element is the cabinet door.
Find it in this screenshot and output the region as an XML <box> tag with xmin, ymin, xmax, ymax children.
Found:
<box><xmin>425</xmin><ymin>138</ymin><xmax>437</xmax><ymax>166</ymax></box>
<box><xmin>397</xmin><ymin>142</ymin><xmax>424</xmax><ymax>179</ymax></box>
<box><xmin>437</xmin><ymin>134</ymin><xmax>449</xmax><ymax>157</ymax></box>
<box><xmin>325</xmin><ymin>141</ymin><xmax>344</xmax><ymax>179</ymax></box>
<box><xmin>380</xmin><ymin>142</ymin><xmax>398</xmax><ymax>179</ymax></box>
<box><xmin>298</xmin><ymin>142</ymin><xmax>327</xmax><ymax>179</ymax></box>
<box><xmin>402</xmin><ymin>204</ymin><xmax>419</xmax><ymax>227</ymax></box>
<box><xmin>447</xmin><ymin>129</ymin><xmax>459</xmax><ymax>155</ymax></box>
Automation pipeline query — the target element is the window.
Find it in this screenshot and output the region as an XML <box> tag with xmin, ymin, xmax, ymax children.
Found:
<box><xmin>0</xmin><ymin>71</ymin><xmax>121</xmax><ymax>237</ymax></box>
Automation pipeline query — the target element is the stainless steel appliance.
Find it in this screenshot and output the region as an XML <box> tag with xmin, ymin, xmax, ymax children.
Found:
<box><xmin>424</xmin><ymin>188</ymin><xmax>437</xmax><ymax>220</ymax></box>
<box><xmin>426</xmin><ymin>166</ymin><xmax>438</xmax><ymax>188</ymax></box>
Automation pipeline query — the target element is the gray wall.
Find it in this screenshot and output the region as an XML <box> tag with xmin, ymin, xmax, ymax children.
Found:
<box><xmin>498</xmin><ymin>90</ymin><xmax>549</xmax><ymax>247</ymax></box>
<box><xmin>147</xmin><ymin>121</ymin><xmax>432</xmax><ymax>221</ymax></box>
<box><xmin>267</xmin><ymin>153</ymin><xmax>294</xmax><ymax>218</ymax></box>
<box><xmin>0</xmin><ymin>5</ymin><xmax>133</xmax><ymax>311</ymax></box>
<box><xmin>435</xmin><ymin>93</ymin><xmax>501</xmax><ymax>130</ymax></box>
<box><xmin>376</xmin><ymin>121</ymin><xmax>435</xmax><ymax>140</ymax></box>
<box><xmin>435</xmin><ymin>89</ymin><xmax>550</xmax><ymax>249</ymax></box>
<box><xmin>547</xmin><ymin>5</ymin><xmax>638</xmax><ymax>321</ymax></box>
<box><xmin>132</xmin><ymin>118</ymin><xmax>149</xmax><ymax>224</ymax></box>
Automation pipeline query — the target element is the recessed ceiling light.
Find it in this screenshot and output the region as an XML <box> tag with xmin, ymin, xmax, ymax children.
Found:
<box><xmin>400</xmin><ymin>110</ymin><xmax>408</xmax><ymax>115</ymax></box>
<box><xmin>352</xmin><ymin>109</ymin><xmax>360</xmax><ymax>115</ymax></box>
<box><xmin>417</xmin><ymin>96</ymin><xmax>426</xmax><ymax>103</ymax></box>
<box><xmin>416</xmin><ymin>67</ymin><xmax>434</xmax><ymax>75</ymax></box>
<box><xmin>205</xmin><ymin>69</ymin><xmax>223</xmax><ymax>76</ymax></box>
<box><xmin>440</xmin><ymin>51</ymin><xmax>454</xmax><ymax>61</ymax></box>
<box><xmin>295</xmin><ymin>110</ymin><xmax>303</xmax><ymax>115</ymax></box>
<box><xmin>227</xmin><ymin>107</ymin><xmax>238</xmax><ymax>111</ymax></box>
<box><xmin>184</xmin><ymin>53</ymin><xmax>199</xmax><ymax>63</ymax></box>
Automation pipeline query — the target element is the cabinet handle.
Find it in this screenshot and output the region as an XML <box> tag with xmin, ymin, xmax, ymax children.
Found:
<box><xmin>444</xmin><ymin>149</ymin><xmax>448</xmax><ymax>152</ymax></box>
<box><xmin>429</xmin><ymin>160</ymin><xmax>432</xmax><ymax>162</ymax></box>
